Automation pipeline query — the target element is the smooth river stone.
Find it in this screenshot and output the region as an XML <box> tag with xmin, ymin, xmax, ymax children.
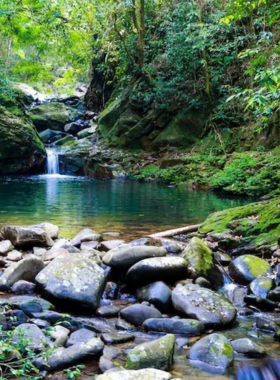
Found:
<box><xmin>127</xmin><ymin>257</ymin><xmax>188</xmax><ymax>286</ymax></box>
<box><xmin>229</xmin><ymin>255</ymin><xmax>270</xmax><ymax>285</ymax></box>
<box><xmin>71</xmin><ymin>228</ymin><xmax>103</xmax><ymax>247</ymax></box>
<box><xmin>0</xmin><ymin>240</ymin><xmax>14</xmax><ymax>255</ymax></box>
<box><xmin>120</xmin><ymin>304</ymin><xmax>162</xmax><ymax>326</ymax></box>
<box><xmin>136</xmin><ymin>281</ymin><xmax>171</xmax><ymax>312</ymax></box>
<box><xmin>1</xmin><ymin>225</ymin><xmax>54</xmax><ymax>248</ymax></box>
<box><xmin>35</xmin><ymin>253</ymin><xmax>106</xmax><ymax>309</ymax></box>
<box><xmin>143</xmin><ymin>318</ymin><xmax>204</xmax><ymax>336</ymax></box>
<box><xmin>172</xmin><ymin>284</ymin><xmax>236</xmax><ymax>328</ymax></box>
<box><xmin>102</xmin><ymin>246</ymin><xmax>167</xmax><ymax>269</ymax></box>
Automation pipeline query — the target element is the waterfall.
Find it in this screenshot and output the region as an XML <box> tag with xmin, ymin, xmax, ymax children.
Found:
<box><xmin>46</xmin><ymin>148</ymin><xmax>60</xmax><ymax>175</ymax></box>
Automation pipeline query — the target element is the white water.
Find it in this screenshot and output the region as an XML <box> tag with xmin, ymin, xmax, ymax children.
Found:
<box><xmin>46</xmin><ymin>148</ymin><xmax>60</xmax><ymax>175</ymax></box>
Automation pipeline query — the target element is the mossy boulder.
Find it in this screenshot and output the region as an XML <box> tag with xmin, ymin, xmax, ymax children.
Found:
<box><xmin>28</xmin><ymin>102</ymin><xmax>73</xmax><ymax>131</ymax></box>
<box><xmin>181</xmin><ymin>237</ymin><xmax>214</xmax><ymax>278</ymax></box>
<box><xmin>125</xmin><ymin>334</ymin><xmax>175</xmax><ymax>370</ymax></box>
<box><xmin>229</xmin><ymin>255</ymin><xmax>270</xmax><ymax>285</ymax></box>
<box><xmin>249</xmin><ymin>276</ymin><xmax>274</xmax><ymax>298</ymax></box>
<box><xmin>0</xmin><ymin>106</ymin><xmax>46</xmax><ymax>174</ymax></box>
<box><xmin>189</xmin><ymin>333</ymin><xmax>234</xmax><ymax>369</ymax></box>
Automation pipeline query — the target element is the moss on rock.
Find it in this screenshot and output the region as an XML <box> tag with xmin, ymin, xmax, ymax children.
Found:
<box><xmin>181</xmin><ymin>237</ymin><xmax>214</xmax><ymax>277</ymax></box>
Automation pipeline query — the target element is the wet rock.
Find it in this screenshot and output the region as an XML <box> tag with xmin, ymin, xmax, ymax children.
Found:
<box><xmin>71</xmin><ymin>229</ymin><xmax>103</xmax><ymax>247</ymax></box>
<box><xmin>39</xmin><ymin>129</ymin><xmax>67</xmax><ymax>144</ymax></box>
<box><xmin>12</xmin><ymin>323</ymin><xmax>47</xmax><ymax>350</ymax></box>
<box><xmin>96</xmin><ymin>369</ymin><xmax>172</xmax><ymax>380</ymax></box>
<box><xmin>33</xmin><ymin>247</ymin><xmax>47</xmax><ymax>257</ymax></box>
<box><xmin>244</xmin><ymin>295</ymin><xmax>276</xmax><ymax>311</ymax></box>
<box><xmin>29</xmin><ymin>102</ymin><xmax>72</xmax><ymax>131</ymax></box>
<box><xmin>96</xmin><ymin>306</ymin><xmax>121</xmax><ymax>318</ymax></box>
<box><xmin>34</xmin><ymin>338</ymin><xmax>104</xmax><ymax>371</ymax></box>
<box><xmin>128</xmin><ymin>238</ymin><xmax>149</xmax><ymax>246</ymax></box>
<box><xmin>115</xmin><ymin>318</ymin><xmax>136</xmax><ymax>331</ymax></box>
<box><xmin>7</xmin><ymin>250</ymin><xmax>23</xmax><ymax>261</ymax></box>
<box><xmin>231</xmin><ymin>338</ymin><xmax>266</xmax><ymax>357</ymax></box>
<box><xmin>0</xmin><ymin>295</ymin><xmax>53</xmax><ymax>315</ymax></box>
<box><xmin>81</xmin><ymin>241</ymin><xmax>99</xmax><ymax>251</ymax></box>
<box><xmin>162</xmin><ymin>243</ymin><xmax>182</xmax><ymax>254</ymax></box>
<box><xmin>250</xmin><ymin>277</ymin><xmax>274</xmax><ymax>298</ymax></box>
<box><xmin>143</xmin><ymin>318</ymin><xmax>204</xmax><ymax>336</ymax></box>
<box><xmin>127</xmin><ymin>257</ymin><xmax>188</xmax><ymax>286</ymax></box>
<box><xmin>172</xmin><ymin>284</ymin><xmax>236</xmax><ymax>328</ymax></box>
<box><xmin>32</xmin><ymin>311</ymin><xmax>80</xmax><ymax>330</ymax></box>
<box><xmin>101</xmin><ymin>333</ymin><xmax>135</xmax><ymax>344</ymax></box>
<box><xmin>43</xmin><ymin>248</ymin><xmax>69</xmax><ymax>261</ymax></box>
<box><xmin>229</xmin><ymin>255</ymin><xmax>270</xmax><ymax>285</ymax></box>
<box><xmin>50</xmin><ymin>325</ymin><xmax>70</xmax><ymax>346</ymax></box>
<box><xmin>103</xmin><ymin>282</ymin><xmax>118</xmax><ymax>300</ymax></box>
<box><xmin>189</xmin><ymin>333</ymin><xmax>234</xmax><ymax>369</ymax></box>
<box><xmin>0</xmin><ymin>257</ymin><xmax>44</xmax><ymax>290</ymax></box>
<box><xmin>0</xmin><ymin>240</ymin><xmax>14</xmax><ymax>255</ymax></box>
<box><xmin>99</xmin><ymin>356</ymin><xmax>116</xmax><ymax>373</ymax></box>
<box><xmin>64</xmin><ymin>121</ymin><xmax>84</xmax><ymax>134</ymax></box>
<box><xmin>35</xmin><ymin>253</ymin><xmax>106</xmax><ymax>309</ymax></box>
<box><xmin>256</xmin><ymin>316</ymin><xmax>280</xmax><ymax>332</ymax></box>
<box><xmin>67</xmin><ymin>329</ymin><xmax>96</xmax><ymax>347</ymax></box>
<box><xmin>268</xmin><ymin>286</ymin><xmax>280</xmax><ymax>302</ymax></box>
<box><xmin>1</xmin><ymin>225</ymin><xmax>54</xmax><ymax>248</ymax></box>
<box><xmin>120</xmin><ymin>304</ymin><xmax>162</xmax><ymax>326</ymax></box>
<box><xmin>30</xmin><ymin>318</ymin><xmax>50</xmax><ymax>328</ymax></box>
<box><xmin>126</xmin><ymin>334</ymin><xmax>175</xmax><ymax>370</ymax></box>
<box><xmin>77</xmin><ymin>317</ymin><xmax>116</xmax><ymax>334</ymax></box>
<box><xmin>181</xmin><ymin>237</ymin><xmax>214</xmax><ymax>278</ymax></box>
<box><xmin>214</xmin><ymin>252</ymin><xmax>232</xmax><ymax>266</ymax></box>
<box><xmin>49</xmin><ymin>239</ymin><xmax>79</xmax><ymax>253</ymax></box>
<box><xmin>100</xmin><ymin>240</ymin><xmax>126</xmax><ymax>252</ymax></box>
<box><xmin>222</xmin><ymin>284</ymin><xmax>247</xmax><ymax>307</ymax></box>
<box><xmin>8</xmin><ymin>309</ymin><xmax>29</xmax><ymax>326</ymax></box>
<box><xmin>36</xmin><ymin>223</ymin><xmax>59</xmax><ymax>239</ymax></box>
<box><xmin>136</xmin><ymin>281</ymin><xmax>171</xmax><ymax>312</ymax></box>
<box><xmin>103</xmin><ymin>246</ymin><xmax>167</xmax><ymax>269</ymax></box>
<box><xmin>195</xmin><ymin>277</ymin><xmax>211</xmax><ymax>289</ymax></box>
<box><xmin>11</xmin><ymin>280</ymin><xmax>36</xmax><ymax>295</ymax></box>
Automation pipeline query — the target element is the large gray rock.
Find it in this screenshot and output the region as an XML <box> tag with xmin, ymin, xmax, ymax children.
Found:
<box><xmin>71</xmin><ymin>228</ymin><xmax>103</xmax><ymax>247</ymax></box>
<box><xmin>189</xmin><ymin>333</ymin><xmax>234</xmax><ymax>369</ymax></box>
<box><xmin>29</xmin><ymin>102</ymin><xmax>72</xmax><ymax>131</ymax></box>
<box><xmin>103</xmin><ymin>246</ymin><xmax>167</xmax><ymax>269</ymax></box>
<box><xmin>229</xmin><ymin>255</ymin><xmax>270</xmax><ymax>285</ymax></box>
<box><xmin>34</xmin><ymin>338</ymin><xmax>104</xmax><ymax>371</ymax></box>
<box><xmin>35</xmin><ymin>253</ymin><xmax>106</xmax><ymax>309</ymax></box>
<box><xmin>0</xmin><ymin>257</ymin><xmax>44</xmax><ymax>290</ymax></box>
<box><xmin>126</xmin><ymin>334</ymin><xmax>175</xmax><ymax>370</ymax></box>
<box><xmin>1</xmin><ymin>225</ymin><xmax>54</xmax><ymax>248</ymax></box>
<box><xmin>96</xmin><ymin>369</ymin><xmax>172</xmax><ymax>380</ymax></box>
<box><xmin>136</xmin><ymin>282</ymin><xmax>171</xmax><ymax>312</ymax></box>
<box><xmin>12</xmin><ymin>323</ymin><xmax>47</xmax><ymax>350</ymax></box>
<box><xmin>172</xmin><ymin>284</ymin><xmax>236</xmax><ymax>328</ymax></box>
<box><xmin>143</xmin><ymin>318</ymin><xmax>204</xmax><ymax>336</ymax></box>
<box><xmin>120</xmin><ymin>304</ymin><xmax>162</xmax><ymax>326</ymax></box>
<box><xmin>127</xmin><ymin>257</ymin><xmax>188</xmax><ymax>286</ymax></box>
<box><xmin>35</xmin><ymin>222</ymin><xmax>59</xmax><ymax>239</ymax></box>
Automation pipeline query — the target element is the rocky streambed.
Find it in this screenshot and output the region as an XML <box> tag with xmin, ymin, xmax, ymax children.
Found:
<box><xmin>0</xmin><ymin>209</ymin><xmax>280</xmax><ymax>380</ymax></box>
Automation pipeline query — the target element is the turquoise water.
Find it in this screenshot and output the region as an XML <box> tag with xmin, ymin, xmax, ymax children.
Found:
<box><xmin>0</xmin><ymin>175</ymin><xmax>251</xmax><ymax>239</ymax></box>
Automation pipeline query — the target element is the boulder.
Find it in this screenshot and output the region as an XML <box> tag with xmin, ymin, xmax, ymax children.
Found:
<box><xmin>0</xmin><ymin>106</ymin><xmax>45</xmax><ymax>175</ymax></box>
<box><xmin>231</xmin><ymin>338</ymin><xmax>266</xmax><ymax>357</ymax></box>
<box><xmin>172</xmin><ymin>284</ymin><xmax>236</xmax><ymax>328</ymax></box>
<box><xmin>229</xmin><ymin>255</ymin><xmax>270</xmax><ymax>285</ymax></box>
<box><xmin>127</xmin><ymin>257</ymin><xmax>188</xmax><ymax>286</ymax></box>
<box><xmin>136</xmin><ymin>282</ymin><xmax>171</xmax><ymax>312</ymax></box>
<box><xmin>249</xmin><ymin>277</ymin><xmax>274</xmax><ymax>298</ymax></box>
<box><xmin>189</xmin><ymin>333</ymin><xmax>234</xmax><ymax>369</ymax></box>
<box><xmin>268</xmin><ymin>286</ymin><xmax>280</xmax><ymax>302</ymax></box>
<box><xmin>96</xmin><ymin>369</ymin><xmax>172</xmax><ymax>380</ymax></box>
<box><xmin>11</xmin><ymin>280</ymin><xmax>36</xmax><ymax>295</ymax></box>
<box><xmin>28</xmin><ymin>102</ymin><xmax>72</xmax><ymax>131</ymax></box>
<box><xmin>0</xmin><ymin>257</ymin><xmax>44</xmax><ymax>290</ymax></box>
<box><xmin>36</xmin><ymin>222</ymin><xmax>59</xmax><ymax>239</ymax></box>
<box><xmin>64</xmin><ymin>120</ymin><xmax>85</xmax><ymax>134</ymax></box>
<box><xmin>71</xmin><ymin>228</ymin><xmax>103</xmax><ymax>247</ymax></box>
<box><xmin>67</xmin><ymin>329</ymin><xmax>96</xmax><ymax>347</ymax></box>
<box><xmin>103</xmin><ymin>246</ymin><xmax>167</xmax><ymax>269</ymax></box>
<box><xmin>120</xmin><ymin>304</ymin><xmax>162</xmax><ymax>326</ymax></box>
<box><xmin>34</xmin><ymin>338</ymin><xmax>104</xmax><ymax>371</ymax></box>
<box><xmin>39</xmin><ymin>129</ymin><xmax>67</xmax><ymax>144</ymax></box>
<box><xmin>55</xmin><ymin>135</ymin><xmax>75</xmax><ymax>146</ymax></box>
<box><xmin>1</xmin><ymin>225</ymin><xmax>54</xmax><ymax>248</ymax></box>
<box><xmin>181</xmin><ymin>237</ymin><xmax>214</xmax><ymax>278</ymax></box>
<box><xmin>143</xmin><ymin>318</ymin><xmax>204</xmax><ymax>336</ymax></box>
<box><xmin>0</xmin><ymin>295</ymin><xmax>53</xmax><ymax>315</ymax></box>
<box><xmin>12</xmin><ymin>323</ymin><xmax>47</xmax><ymax>350</ymax></box>
<box><xmin>35</xmin><ymin>253</ymin><xmax>106</xmax><ymax>309</ymax></box>
<box><xmin>0</xmin><ymin>240</ymin><xmax>14</xmax><ymax>255</ymax></box>
<box><xmin>126</xmin><ymin>334</ymin><xmax>175</xmax><ymax>370</ymax></box>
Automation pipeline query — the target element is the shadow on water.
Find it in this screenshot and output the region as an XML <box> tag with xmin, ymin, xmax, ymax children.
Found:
<box><xmin>0</xmin><ymin>175</ymin><xmax>251</xmax><ymax>239</ymax></box>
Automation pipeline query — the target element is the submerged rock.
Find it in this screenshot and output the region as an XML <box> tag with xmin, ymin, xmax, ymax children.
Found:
<box><xmin>172</xmin><ymin>284</ymin><xmax>236</xmax><ymax>327</ymax></box>
<box><xmin>127</xmin><ymin>257</ymin><xmax>188</xmax><ymax>286</ymax></box>
<box><xmin>120</xmin><ymin>304</ymin><xmax>162</xmax><ymax>326</ymax></box>
<box><xmin>231</xmin><ymin>338</ymin><xmax>266</xmax><ymax>357</ymax></box>
<box><xmin>35</xmin><ymin>253</ymin><xmax>106</xmax><ymax>309</ymax></box>
<box><xmin>136</xmin><ymin>281</ymin><xmax>171</xmax><ymax>312</ymax></box>
<box><xmin>189</xmin><ymin>333</ymin><xmax>234</xmax><ymax>369</ymax></box>
<box><xmin>126</xmin><ymin>334</ymin><xmax>175</xmax><ymax>370</ymax></box>
<box><xmin>1</xmin><ymin>225</ymin><xmax>54</xmax><ymax>248</ymax></box>
<box><xmin>103</xmin><ymin>245</ymin><xmax>167</xmax><ymax>269</ymax></box>
<box><xmin>34</xmin><ymin>338</ymin><xmax>104</xmax><ymax>371</ymax></box>
<box><xmin>96</xmin><ymin>369</ymin><xmax>172</xmax><ymax>380</ymax></box>
<box><xmin>0</xmin><ymin>257</ymin><xmax>44</xmax><ymax>290</ymax></box>
<box><xmin>229</xmin><ymin>255</ymin><xmax>270</xmax><ymax>285</ymax></box>
<box><xmin>181</xmin><ymin>237</ymin><xmax>214</xmax><ymax>278</ymax></box>
<box><xmin>143</xmin><ymin>318</ymin><xmax>204</xmax><ymax>336</ymax></box>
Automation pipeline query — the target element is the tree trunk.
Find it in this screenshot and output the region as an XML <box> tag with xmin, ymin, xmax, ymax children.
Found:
<box><xmin>138</xmin><ymin>0</ymin><xmax>145</xmax><ymax>71</ymax></box>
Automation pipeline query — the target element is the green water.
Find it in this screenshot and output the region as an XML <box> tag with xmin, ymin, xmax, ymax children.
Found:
<box><xmin>0</xmin><ymin>175</ymin><xmax>251</xmax><ymax>239</ymax></box>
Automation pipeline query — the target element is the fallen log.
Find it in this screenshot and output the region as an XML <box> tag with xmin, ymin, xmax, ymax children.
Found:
<box><xmin>148</xmin><ymin>224</ymin><xmax>201</xmax><ymax>239</ymax></box>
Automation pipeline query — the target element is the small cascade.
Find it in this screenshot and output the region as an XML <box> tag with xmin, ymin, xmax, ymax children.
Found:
<box><xmin>46</xmin><ymin>148</ymin><xmax>60</xmax><ymax>175</ymax></box>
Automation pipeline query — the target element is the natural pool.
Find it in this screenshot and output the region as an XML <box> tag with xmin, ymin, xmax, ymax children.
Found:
<box><xmin>0</xmin><ymin>175</ymin><xmax>251</xmax><ymax>239</ymax></box>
